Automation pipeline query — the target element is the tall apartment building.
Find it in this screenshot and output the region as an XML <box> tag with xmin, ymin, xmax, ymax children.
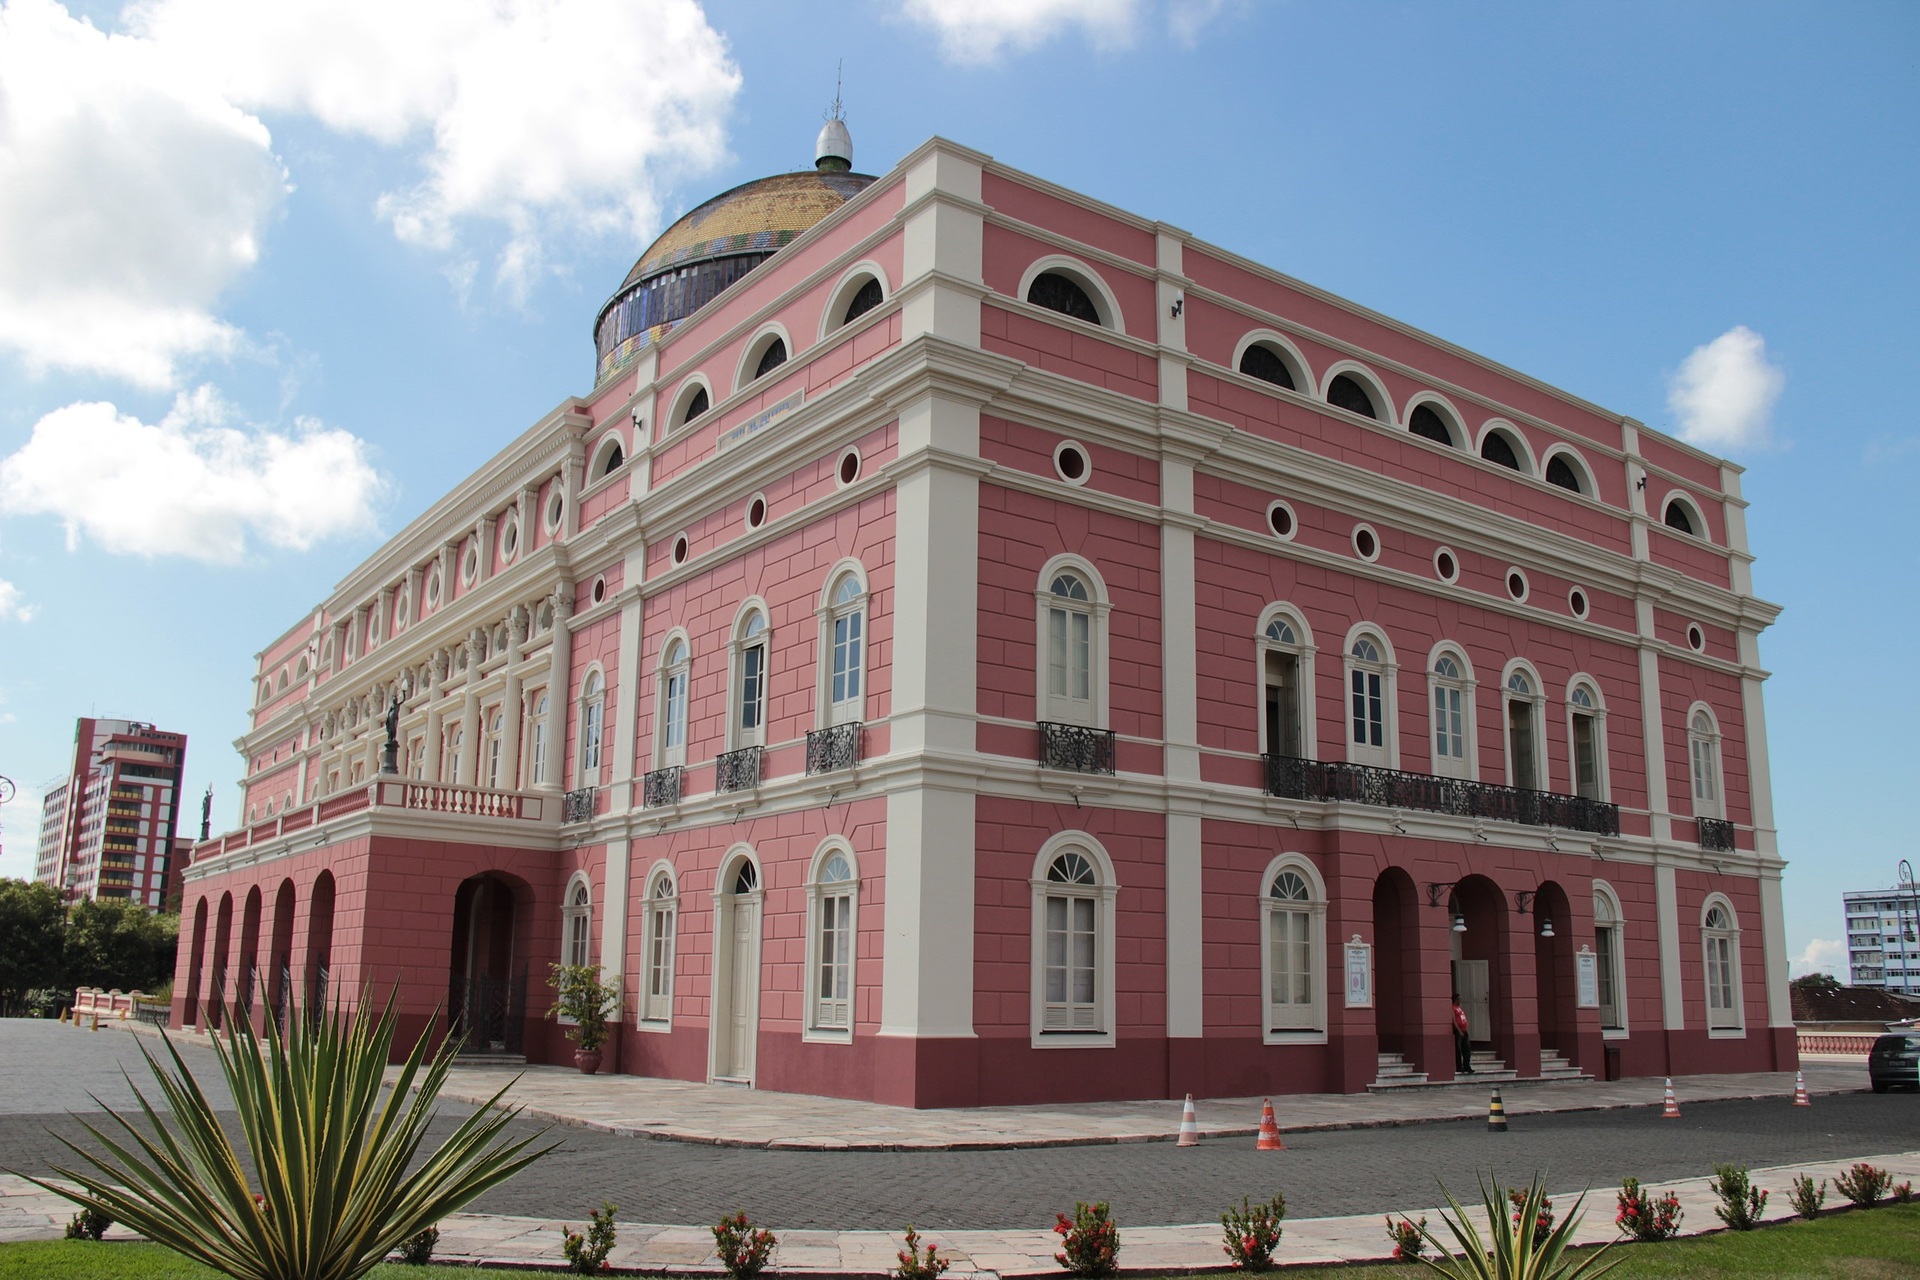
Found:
<box><xmin>36</xmin><ymin>718</ymin><xmax>188</xmax><ymax>907</ymax></box>
<box><xmin>1845</xmin><ymin>887</ymin><xmax>1920</xmax><ymax>994</ymax></box>
<box><xmin>173</xmin><ymin>122</ymin><xmax>1789</xmax><ymax>1104</ymax></box>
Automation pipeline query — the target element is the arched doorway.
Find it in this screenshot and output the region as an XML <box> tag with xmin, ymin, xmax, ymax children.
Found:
<box><xmin>709</xmin><ymin>854</ymin><xmax>763</xmax><ymax>1083</ymax></box>
<box><xmin>1371</xmin><ymin>868</ymin><xmax>1424</xmax><ymax>1071</ymax></box>
<box><xmin>268</xmin><ymin>880</ymin><xmax>296</xmax><ymax>1031</ymax></box>
<box><xmin>1448</xmin><ymin>875</ymin><xmax>1508</xmax><ymax>1061</ymax></box>
<box><xmin>1532</xmin><ymin>880</ymin><xmax>1576</xmax><ymax>1062</ymax></box>
<box><xmin>237</xmin><ymin>887</ymin><xmax>263</xmax><ymax>1023</ymax></box>
<box><xmin>449</xmin><ymin>874</ymin><xmax>527</xmax><ymax>1055</ymax></box>
<box><xmin>209</xmin><ymin>892</ymin><xmax>234</xmax><ymax>1030</ymax></box>
<box><xmin>305</xmin><ymin>872</ymin><xmax>336</xmax><ymax>1011</ymax></box>
<box><xmin>184</xmin><ymin>898</ymin><xmax>208</xmax><ymax>1028</ymax></box>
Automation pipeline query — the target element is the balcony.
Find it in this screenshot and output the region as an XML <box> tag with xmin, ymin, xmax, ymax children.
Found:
<box><xmin>562</xmin><ymin>787</ymin><xmax>596</xmax><ymax>824</ymax></box>
<box><xmin>1697</xmin><ymin>816</ymin><xmax>1736</xmax><ymax>852</ymax></box>
<box><xmin>806</xmin><ymin>722</ymin><xmax>862</xmax><ymax>775</ymax></box>
<box><xmin>1261</xmin><ymin>754</ymin><xmax>1621</xmax><ymax>837</ymax></box>
<box><xmin>1038</xmin><ymin>722</ymin><xmax>1116</xmax><ymax>775</ymax></box>
<box><xmin>642</xmin><ymin>766</ymin><xmax>682</xmax><ymax>807</ymax></box>
<box><xmin>716</xmin><ymin>746</ymin><xmax>762</xmax><ymax>793</ymax></box>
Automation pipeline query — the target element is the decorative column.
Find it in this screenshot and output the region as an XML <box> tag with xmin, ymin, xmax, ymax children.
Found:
<box><xmin>542</xmin><ymin>589</ymin><xmax>574</xmax><ymax>791</ymax></box>
<box><xmin>422</xmin><ymin>656</ymin><xmax>445</xmax><ymax>783</ymax></box>
<box><xmin>500</xmin><ymin>610</ymin><xmax>527</xmax><ymax>789</ymax></box>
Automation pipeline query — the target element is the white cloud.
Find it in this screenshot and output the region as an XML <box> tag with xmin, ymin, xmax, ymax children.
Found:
<box><xmin>129</xmin><ymin>0</ymin><xmax>742</xmax><ymax>297</ymax></box>
<box><xmin>0</xmin><ymin>386</ymin><xmax>386</xmax><ymax>562</ymax></box>
<box><xmin>0</xmin><ymin>578</ymin><xmax>32</xmax><ymax>623</ymax></box>
<box><xmin>902</xmin><ymin>0</ymin><xmax>1141</xmax><ymax>62</ymax></box>
<box><xmin>0</xmin><ymin>0</ymin><xmax>289</xmax><ymax>387</ymax></box>
<box><xmin>1792</xmin><ymin>937</ymin><xmax>1845</xmax><ymax>978</ymax></box>
<box><xmin>1667</xmin><ymin>325</ymin><xmax>1785</xmax><ymax>452</ymax></box>
<box><xmin>1167</xmin><ymin>0</ymin><xmax>1241</xmax><ymax>46</ymax></box>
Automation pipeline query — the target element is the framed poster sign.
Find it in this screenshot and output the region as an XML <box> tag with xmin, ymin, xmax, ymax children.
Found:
<box><xmin>1575</xmin><ymin>947</ymin><xmax>1600</xmax><ymax>1009</ymax></box>
<box><xmin>1344</xmin><ymin>936</ymin><xmax>1373</xmax><ymax>1008</ymax></box>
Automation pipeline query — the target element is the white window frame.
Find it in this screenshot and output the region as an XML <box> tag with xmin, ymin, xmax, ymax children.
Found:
<box><xmin>562</xmin><ymin>873</ymin><xmax>592</xmax><ymax>969</ymax></box>
<box><xmin>528</xmin><ymin>690</ymin><xmax>550</xmax><ymax>786</ymax></box>
<box><xmin>707</xmin><ymin>847</ymin><xmax>765</xmax><ymax>1082</ymax></box>
<box><xmin>1342</xmin><ymin>625</ymin><xmax>1397</xmax><ymax>769</ymax></box>
<box><xmin>485</xmin><ymin>710</ymin><xmax>504</xmax><ymax>788</ymax></box>
<box><xmin>1701</xmin><ymin>894</ymin><xmax>1744</xmax><ymax>1034</ymax></box>
<box><xmin>1261</xmin><ymin>854</ymin><xmax>1328</xmax><ymax>1043</ymax></box>
<box><xmin>578</xmin><ymin>667</ymin><xmax>606</xmax><ymax>780</ymax></box>
<box><xmin>1565</xmin><ymin>676</ymin><xmax>1610</xmax><ymax>801</ymax></box>
<box><xmin>816</xmin><ymin>561</ymin><xmax>869</xmax><ymax>728</ymax></box>
<box><xmin>804</xmin><ymin>840</ymin><xmax>859</xmax><ymax>1041</ymax></box>
<box><xmin>1255</xmin><ymin>605</ymin><xmax>1316</xmax><ymax>761</ymax></box>
<box><xmin>443</xmin><ymin>725</ymin><xmax>464</xmax><ymax>784</ymax></box>
<box><xmin>656</xmin><ymin>632</ymin><xmax>691</xmax><ymax>768</ymax></box>
<box><xmin>1501</xmin><ymin>660</ymin><xmax>1548</xmax><ymax>793</ymax></box>
<box><xmin>728</xmin><ymin>601</ymin><xmax>772</xmax><ymax>750</ymax></box>
<box><xmin>1034</xmin><ymin>555</ymin><xmax>1111</xmax><ymax>729</ymax></box>
<box><xmin>1425</xmin><ymin>643</ymin><xmax>1477</xmax><ymax>780</ymax></box>
<box><xmin>638</xmin><ymin>862</ymin><xmax>677</xmax><ymax>1030</ymax></box>
<box><xmin>1028</xmin><ymin>833</ymin><xmax>1119</xmax><ymax>1048</ymax></box>
<box><xmin>819</xmin><ymin>262</ymin><xmax>892</xmax><ymax>339</ymax></box>
<box><xmin>1593</xmin><ymin>879</ymin><xmax>1629</xmax><ymax>1038</ymax></box>
<box><xmin>1687</xmin><ymin>703</ymin><xmax>1725</xmax><ymax>820</ymax></box>
<box><xmin>1016</xmin><ymin>255</ymin><xmax>1126</xmax><ymax>333</ymax></box>
<box><xmin>735</xmin><ymin>323</ymin><xmax>795</xmax><ymax>391</ymax></box>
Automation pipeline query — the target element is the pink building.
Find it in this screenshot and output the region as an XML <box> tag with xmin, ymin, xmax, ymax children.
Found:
<box><xmin>174</xmin><ymin>124</ymin><xmax>1790</xmax><ymax>1104</ymax></box>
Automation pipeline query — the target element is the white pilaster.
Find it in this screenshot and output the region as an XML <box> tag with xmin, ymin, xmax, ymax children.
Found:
<box><xmin>880</xmin><ymin>783</ymin><xmax>978</xmax><ymax>1039</ymax></box>
<box><xmin>898</xmin><ymin>142</ymin><xmax>984</xmax><ymax>347</ymax></box>
<box><xmin>1636</xmin><ymin>599</ymin><xmax>1672</xmax><ymax>843</ymax></box>
<box><xmin>1655</xmin><ymin>862</ymin><xmax>1685</xmax><ymax>1030</ymax></box>
<box><xmin>1758</xmin><ymin>865</ymin><xmax>1792</xmax><ymax>1029</ymax></box>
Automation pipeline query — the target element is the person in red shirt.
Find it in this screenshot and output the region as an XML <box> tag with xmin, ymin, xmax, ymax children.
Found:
<box><xmin>1452</xmin><ymin>992</ymin><xmax>1474</xmax><ymax>1074</ymax></box>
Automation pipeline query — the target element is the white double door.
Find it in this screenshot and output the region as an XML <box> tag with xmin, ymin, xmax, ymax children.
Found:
<box><xmin>711</xmin><ymin>893</ymin><xmax>761</xmax><ymax>1082</ymax></box>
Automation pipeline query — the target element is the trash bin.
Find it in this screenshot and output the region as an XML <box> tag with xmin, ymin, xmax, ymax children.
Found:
<box><xmin>1604</xmin><ymin>1044</ymin><xmax>1622</xmax><ymax>1081</ymax></box>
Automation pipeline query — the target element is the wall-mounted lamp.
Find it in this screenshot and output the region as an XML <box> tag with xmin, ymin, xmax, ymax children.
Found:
<box><xmin>1539</xmin><ymin>915</ymin><xmax>1555</xmax><ymax>939</ymax></box>
<box><xmin>1514</xmin><ymin>889</ymin><xmax>1538</xmax><ymax>916</ymax></box>
<box><xmin>1451</xmin><ymin>910</ymin><xmax>1468</xmax><ymax>934</ymax></box>
<box><xmin>1169</xmin><ymin>296</ymin><xmax>1184</xmax><ymax>319</ymax></box>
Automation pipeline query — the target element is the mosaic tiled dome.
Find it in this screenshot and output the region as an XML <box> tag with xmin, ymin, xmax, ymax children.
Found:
<box><xmin>594</xmin><ymin>168</ymin><xmax>875</xmax><ymax>383</ymax></box>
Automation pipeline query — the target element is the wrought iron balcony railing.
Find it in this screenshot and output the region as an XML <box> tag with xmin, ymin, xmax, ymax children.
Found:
<box><xmin>562</xmin><ymin>786</ymin><xmax>597</xmax><ymax>824</ymax></box>
<box><xmin>1039</xmin><ymin>722</ymin><xmax>1116</xmax><ymax>775</ymax></box>
<box><xmin>642</xmin><ymin>766</ymin><xmax>682</xmax><ymax>807</ymax></box>
<box><xmin>1697</xmin><ymin>816</ymin><xmax>1736</xmax><ymax>852</ymax></box>
<box><xmin>716</xmin><ymin>746</ymin><xmax>762</xmax><ymax>793</ymax></box>
<box><xmin>1262</xmin><ymin>754</ymin><xmax>1620</xmax><ymax>837</ymax></box>
<box><xmin>806</xmin><ymin>722</ymin><xmax>862</xmax><ymax>775</ymax></box>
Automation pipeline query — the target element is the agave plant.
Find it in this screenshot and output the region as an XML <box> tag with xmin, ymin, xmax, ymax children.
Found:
<box><xmin>1412</xmin><ymin>1176</ymin><xmax>1618</xmax><ymax>1280</ymax></box>
<box><xmin>21</xmin><ymin>996</ymin><xmax>553</xmax><ymax>1280</ymax></box>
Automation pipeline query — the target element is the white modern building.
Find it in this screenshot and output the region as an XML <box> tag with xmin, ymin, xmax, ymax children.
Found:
<box><xmin>1845</xmin><ymin>887</ymin><xmax>1920</xmax><ymax>994</ymax></box>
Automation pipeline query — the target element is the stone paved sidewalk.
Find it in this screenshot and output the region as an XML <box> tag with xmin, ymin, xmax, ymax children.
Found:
<box><xmin>7</xmin><ymin>1149</ymin><xmax>1917</xmax><ymax>1271</ymax></box>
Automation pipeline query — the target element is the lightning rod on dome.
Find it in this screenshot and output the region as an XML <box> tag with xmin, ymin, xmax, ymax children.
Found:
<box><xmin>815</xmin><ymin>61</ymin><xmax>852</xmax><ymax>174</ymax></box>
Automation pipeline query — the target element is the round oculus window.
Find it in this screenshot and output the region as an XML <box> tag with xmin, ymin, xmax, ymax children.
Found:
<box><xmin>500</xmin><ymin>518</ymin><xmax>519</xmax><ymax>561</ymax></box>
<box><xmin>1687</xmin><ymin>624</ymin><xmax>1705</xmax><ymax>652</ymax></box>
<box><xmin>426</xmin><ymin>570</ymin><xmax>442</xmax><ymax>608</ymax></box>
<box><xmin>1506</xmin><ymin>569</ymin><xmax>1529</xmax><ymax>601</ymax></box>
<box><xmin>462</xmin><ymin>546</ymin><xmax>478</xmax><ymax>584</ymax></box>
<box><xmin>1434</xmin><ymin>548</ymin><xmax>1458</xmax><ymax>583</ymax></box>
<box><xmin>837</xmin><ymin>449</ymin><xmax>861</xmax><ymax>487</ymax></box>
<box><xmin>1568</xmin><ymin>587</ymin><xmax>1589</xmax><ymax>619</ymax></box>
<box><xmin>671</xmin><ymin>534</ymin><xmax>689</xmax><ymax>566</ymax></box>
<box><xmin>545</xmin><ymin>492</ymin><xmax>565</xmax><ymax>532</ymax></box>
<box><xmin>746</xmin><ymin>495</ymin><xmax>767</xmax><ymax>529</ymax></box>
<box><xmin>1353</xmin><ymin>525</ymin><xmax>1379</xmax><ymax>561</ymax></box>
<box><xmin>591</xmin><ymin>575</ymin><xmax>607</xmax><ymax>605</ymax></box>
<box><xmin>1267</xmin><ymin>501</ymin><xmax>1295</xmax><ymax>540</ymax></box>
<box><xmin>1053</xmin><ymin>441</ymin><xmax>1090</xmax><ymax>485</ymax></box>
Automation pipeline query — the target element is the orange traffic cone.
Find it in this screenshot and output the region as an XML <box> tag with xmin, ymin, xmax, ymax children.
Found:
<box><xmin>1660</xmin><ymin>1077</ymin><xmax>1681</xmax><ymax>1119</ymax></box>
<box><xmin>1255</xmin><ymin>1098</ymin><xmax>1285</xmax><ymax>1150</ymax></box>
<box><xmin>1792</xmin><ymin>1070</ymin><xmax>1811</xmax><ymax>1107</ymax></box>
<box><xmin>1177</xmin><ymin>1094</ymin><xmax>1200</xmax><ymax>1147</ymax></box>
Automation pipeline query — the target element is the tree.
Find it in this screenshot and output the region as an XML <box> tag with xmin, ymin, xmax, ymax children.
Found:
<box><xmin>1791</xmin><ymin>971</ymin><xmax>1842</xmax><ymax>998</ymax></box>
<box><xmin>65</xmin><ymin>897</ymin><xmax>179</xmax><ymax>994</ymax></box>
<box><xmin>0</xmin><ymin>878</ymin><xmax>66</xmax><ymax>1015</ymax></box>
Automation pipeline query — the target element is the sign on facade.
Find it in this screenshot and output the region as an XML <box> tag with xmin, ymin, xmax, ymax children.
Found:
<box><xmin>717</xmin><ymin>390</ymin><xmax>805</xmax><ymax>452</ymax></box>
<box><xmin>1575</xmin><ymin>947</ymin><xmax>1600</xmax><ymax>1008</ymax></box>
<box><xmin>1344</xmin><ymin>936</ymin><xmax>1373</xmax><ymax>1008</ymax></box>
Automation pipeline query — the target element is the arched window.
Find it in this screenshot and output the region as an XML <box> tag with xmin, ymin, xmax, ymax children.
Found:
<box><xmin>600</xmin><ymin>443</ymin><xmax>625</xmax><ymax>477</ymax></box>
<box><xmin>1263</xmin><ymin>860</ymin><xmax>1326</xmax><ymax>1036</ymax></box>
<box><xmin>752</xmin><ymin>336</ymin><xmax>788</xmax><ymax>379</ymax></box>
<box><xmin>821</xmin><ymin>568</ymin><xmax>866</xmax><ymax>726</ymax></box>
<box><xmin>1593</xmin><ymin>882</ymin><xmax>1626</xmax><ymax>1033</ymax></box>
<box><xmin>1027</xmin><ymin>271</ymin><xmax>1103</xmax><ymax>325</ymax></box>
<box><xmin>1430</xmin><ymin>650</ymin><xmax>1473</xmax><ymax>778</ymax></box>
<box><xmin>1239</xmin><ymin>343</ymin><xmax>1296</xmax><ymax>390</ymax></box>
<box><xmin>1030</xmin><ymin>840</ymin><xmax>1118</xmax><ymax>1042</ymax></box>
<box><xmin>563</xmin><ymin>877</ymin><xmax>592</xmax><ymax>968</ymax></box>
<box><xmin>1345</xmin><ymin>631</ymin><xmax>1393</xmax><ymax>767</ymax></box>
<box><xmin>1688</xmin><ymin>707</ymin><xmax>1723</xmax><ymax>818</ymax></box>
<box><xmin>1258</xmin><ymin>611</ymin><xmax>1313</xmax><ymax>759</ymax></box>
<box><xmin>731</xmin><ymin>609</ymin><xmax>769</xmax><ymax>748</ymax></box>
<box><xmin>659</xmin><ymin>636</ymin><xmax>690</xmax><ymax>767</ymax></box>
<box><xmin>843</xmin><ymin>277</ymin><xmax>884</xmax><ymax>325</ymax></box>
<box><xmin>579</xmin><ymin>670</ymin><xmax>605</xmax><ymax>778</ymax></box>
<box><xmin>641</xmin><ymin>868</ymin><xmax>677</xmax><ymax>1024</ymax></box>
<box><xmin>406</xmin><ymin>736</ymin><xmax>427</xmax><ymax>780</ymax></box>
<box><xmin>1326</xmin><ymin>374</ymin><xmax>1378</xmax><ymax>420</ymax></box>
<box><xmin>486</xmin><ymin>711</ymin><xmax>504</xmax><ymax>788</ymax></box>
<box><xmin>1409</xmin><ymin>404</ymin><xmax>1456</xmax><ymax>447</ymax></box>
<box><xmin>444</xmin><ymin>725</ymin><xmax>464</xmax><ymax>784</ymax></box>
<box><xmin>1664</xmin><ymin>499</ymin><xmax>1697</xmax><ymax>536</ymax></box>
<box><xmin>1702</xmin><ymin>899</ymin><xmax>1742</xmax><ymax>1031</ymax></box>
<box><xmin>682</xmin><ymin>385</ymin><xmax>710</xmax><ymax>425</ymax></box>
<box><xmin>1481</xmin><ymin>429</ymin><xmax>1523</xmax><ymax>471</ymax></box>
<box><xmin>807</xmin><ymin>847</ymin><xmax>858</xmax><ymax>1035</ymax></box>
<box><xmin>1038</xmin><ymin>561</ymin><xmax>1106</xmax><ymax>727</ymax></box>
<box><xmin>1568</xmin><ymin>681</ymin><xmax>1606</xmax><ymax>800</ymax></box>
<box><xmin>1545</xmin><ymin>454</ymin><xmax>1585</xmax><ymax>494</ymax></box>
<box><xmin>529</xmin><ymin>692</ymin><xmax>550</xmax><ymax>786</ymax></box>
<box><xmin>1505</xmin><ymin>667</ymin><xmax>1543</xmax><ymax>791</ymax></box>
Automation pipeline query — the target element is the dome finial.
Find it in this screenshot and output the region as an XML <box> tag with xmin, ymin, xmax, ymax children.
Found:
<box><xmin>815</xmin><ymin>61</ymin><xmax>852</xmax><ymax>174</ymax></box>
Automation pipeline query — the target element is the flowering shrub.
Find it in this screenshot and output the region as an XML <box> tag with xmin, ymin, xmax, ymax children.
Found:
<box><xmin>398</xmin><ymin>1224</ymin><xmax>440</xmax><ymax>1265</ymax></box>
<box><xmin>1614</xmin><ymin>1177</ymin><xmax>1683</xmax><ymax>1241</ymax></box>
<box><xmin>714</xmin><ymin>1209</ymin><xmax>779</xmax><ymax>1280</ymax></box>
<box><xmin>1219</xmin><ymin>1193</ymin><xmax>1286</xmax><ymax>1271</ymax></box>
<box><xmin>1834</xmin><ymin>1162</ymin><xmax>1893</xmax><ymax>1208</ymax></box>
<box><xmin>561</xmin><ymin>1203</ymin><xmax>617</xmax><ymax>1274</ymax></box>
<box><xmin>1053</xmin><ymin>1201</ymin><xmax>1121</xmax><ymax>1278</ymax></box>
<box><xmin>896</xmin><ymin>1225</ymin><xmax>950</xmax><ymax>1280</ymax></box>
<box><xmin>64</xmin><ymin>1206</ymin><xmax>112</xmax><ymax>1240</ymax></box>
<box><xmin>1709</xmin><ymin>1164</ymin><xmax>1768</xmax><ymax>1231</ymax></box>
<box><xmin>1510</xmin><ymin>1187</ymin><xmax>1555</xmax><ymax>1237</ymax></box>
<box><xmin>1788</xmin><ymin>1175</ymin><xmax>1826</xmax><ymax>1221</ymax></box>
<box><xmin>1895</xmin><ymin>1181</ymin><xmax>1914</xmax><ymax>1205</ymax></box>
<box><xmin>1383</xmin><ymin>1215</ymin><xmax>1426</xmax><ymax>1261</ymax></box>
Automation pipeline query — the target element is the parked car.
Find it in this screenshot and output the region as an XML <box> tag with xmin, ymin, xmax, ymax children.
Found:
<box><xmin>1868</xmin><ymin>1031</ymin><xmax>1920</xmax><ymax>1092</ymax></box>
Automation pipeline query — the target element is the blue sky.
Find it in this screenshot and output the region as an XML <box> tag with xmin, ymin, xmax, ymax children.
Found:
<box><xmin>0</xmin><ymin>0</ymin><xmax>1915</xmax><ymax>976</ymax></box>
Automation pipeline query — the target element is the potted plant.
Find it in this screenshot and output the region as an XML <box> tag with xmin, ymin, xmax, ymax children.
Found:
<box><xmin>547</xmin><ymin>964</ymin><xmax>621</xmax><ymax>1073</ymax></box>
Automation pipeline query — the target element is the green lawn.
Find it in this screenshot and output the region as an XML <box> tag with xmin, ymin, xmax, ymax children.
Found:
<box><xmin>2</xmin><ymin>1205</ymin><xmax>1916</xmax><ymax>1278</ymax></box>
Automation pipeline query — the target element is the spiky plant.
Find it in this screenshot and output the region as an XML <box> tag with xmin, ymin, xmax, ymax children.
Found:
<box><xmin>19</xmin><ymin>996</ymin><xmax>554</xmax><ymax>1280</ymax></box>
<box><xmin>1412</xmin><ymin>1176</ymin><xmax>1619</xmax><ymax>1280</ymax></box>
